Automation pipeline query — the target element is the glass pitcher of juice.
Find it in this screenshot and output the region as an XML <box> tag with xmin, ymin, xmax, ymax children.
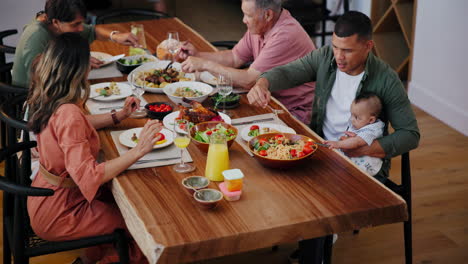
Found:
<box><xmin>205</xmin><ymin>133</ymin><xmax>229</xmax><ymax>182</ymax></box>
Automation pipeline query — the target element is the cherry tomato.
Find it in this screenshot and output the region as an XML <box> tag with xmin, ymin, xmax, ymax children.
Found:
<box><xmin>303</xmin><ymin>145</ymin><xmax>313</xmax><ymax>155</ymax></box>
<box><xmin>274</xmin><ymin>134</ymin><xmax>284</xmax><ymax>139</ymax></box>
<box><xmin>290</xmin><ymin>149</ymin><xmax>297</xmax><ymax>157</ymax></box>
<box><xmin>305</xmin><ymin>141</ymin><xmax>314</xmax><ymax>146</ymax></box>
<box><xmin>179</xmin><ymin>123</ymin><xmax>186</xmax><ymax>130</ymax></box>
<box><xmin>259</xmin><ymin>150</ymin><xmax>268</xmax><ymax>156</ymax></box>
<box><xmin>206</xmin><ymin>130</ymin><xmax>213</xmax><ymax>136</ymax></box>
<box><xmin>155</xmin><ymin>132</ymin><xmax>165</xmax><ymax>141</ymax></box>
<box><xmin>297</xmin><ymin>151</ymin><xmax>305</xmax><ymax>158</ymax></box>
<box><xmin>258</xmin><ymin>138</ymin><xmax>268</xmax><ymax>145</ymax></box>
<box><xmin>250</xmin><ymin>125</ymin><xmax>260</xmax><ymax>130</ymax></box>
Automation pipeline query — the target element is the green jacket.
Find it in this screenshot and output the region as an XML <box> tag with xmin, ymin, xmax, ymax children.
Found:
<box><xmin>262</xmin><ymin>45</ymin><xmax>420</xmax><ymax>178</ymax></box>
<box><xmin>12</xmin><ymin>19</ymin><xmax>95</xmax><ymax>88</ymax></box>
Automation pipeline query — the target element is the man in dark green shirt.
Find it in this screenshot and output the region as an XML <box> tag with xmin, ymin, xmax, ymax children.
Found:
<box><xmin>247</xmin><ymin>11</ymin><xmax>419</xmax><ymax>181</ymax></box>
<box><xmin>12</xmin><ymin>0</ymin><xmax>139</xmax><ymax>88</ymax></box>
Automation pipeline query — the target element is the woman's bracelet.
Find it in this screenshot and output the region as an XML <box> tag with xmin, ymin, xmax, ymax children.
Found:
<box><xmin>111</xmin><ymin>109</ymin><xmax>120</xmax><ymax>125</ymax></box>
<box><xmin>109</xmin><ymin>30</ymin><xmax>120</xmax><ymax>42</ymax></box>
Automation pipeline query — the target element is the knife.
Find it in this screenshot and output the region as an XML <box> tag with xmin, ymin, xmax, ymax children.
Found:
<box><xmin>232</xmin><ymin>118</ymin><xmax>275</xmax><ymax>126</ymax></box>
<box><xmin>314</xmin><ymin>142</ymin><xmax>330</xmax><ymax>148</ymax></box>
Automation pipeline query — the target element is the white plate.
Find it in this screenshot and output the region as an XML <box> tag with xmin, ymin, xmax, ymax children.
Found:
<box><xmin>90</xmin><ymin>51</ymin><xmax>113</xmax><ymax>67</ymax></box>
<box><xmin>240</xmin><ymin>123</ymin><xmax>296</xmax><ymax>142</ymax></box>
<box><xmin>90</xmin><ymin>82</ymin><xmax>133</xmax><ymax>101</ymax></box>
<box><xmin>119</xmin><ymin>127</ymin><xmax>173</xmax><ymax>149</ymax></box>
<box><xmin>200</xmin><ymin>71</ymin><xmax>217</xmax><ymax>85</ymax></box>
<box><xmin>127</xmin><ymin>60</ymin><xmax>195</xmax><ymax>94</ymax></box>
<box><xmin>162</xmin><ymin>111</ymin><xmax>232</xmax><ymax>133</ymax></box>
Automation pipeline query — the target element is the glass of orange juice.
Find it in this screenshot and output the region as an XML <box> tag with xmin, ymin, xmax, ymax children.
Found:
<box><xmin>205</xmin><ymin>133</ymin><xmax>229</xmax><ymax>181</ymax></box>
<box><xmin>173</xmin><ymin>120</ymin><xmax>195</xmax><ymax>173</ymax></box>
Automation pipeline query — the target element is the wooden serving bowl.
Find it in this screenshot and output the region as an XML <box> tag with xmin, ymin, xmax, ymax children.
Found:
<box><xmin>190</xmin><ymin>121</ymin><xmax>238</xmax><ymax>153</ymax></box>
<box><xmin>248</xmin><ymin>133</ymin><xmax>318</xmax><ymax>169</ymax></box>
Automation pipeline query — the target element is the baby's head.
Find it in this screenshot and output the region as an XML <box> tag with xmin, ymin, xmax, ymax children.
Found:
<box><xmin>350</xmin><ymin>93</ymin><xmax>382</xmax><ymax>129</ymax></box>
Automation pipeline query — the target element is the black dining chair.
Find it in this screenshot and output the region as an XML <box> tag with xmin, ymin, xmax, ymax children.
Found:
<box><xmin>0</xmin><ymin>82</ymin><xmax>27</xmax><ymax>150</ymax></box>
<box><xmin>0</xmin><ymin>96</ymin><xmax>130</xmax><ymax>264</ymax></box>
<box><xmin>93</xmin><ymin>8</ymin><xmax>171</xmax><ymax>25</ymax></box>
<box><xmin>0</xmin><ymin>29</ymin><xmax>17</xmax><ymax>84</ymax></box>
<box><xmin>326</xmin><ymin>152</ymin><xmax>413</xmax><ymax>264</ymax></box>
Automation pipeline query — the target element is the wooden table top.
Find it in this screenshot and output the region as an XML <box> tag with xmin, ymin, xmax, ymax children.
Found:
<box><xmin>91</xmin><ymin>18</ymin><xmax>407</xmax><ymax>264</ymax></box>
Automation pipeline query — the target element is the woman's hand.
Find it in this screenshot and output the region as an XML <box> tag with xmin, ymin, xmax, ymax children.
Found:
<box><xmin>134</xmin><ymin>120</ymin><xmax>163</xmax><ymax>156</ymax></box>
<box><xmin>90</xmin><ymin>56</ymin><xmax>103</xmax><ymax>69</ymax></box>
<box><xmin>118</xmin><ymin>97</ymin><xmax>141</xmax><ymax>121</ymax></box>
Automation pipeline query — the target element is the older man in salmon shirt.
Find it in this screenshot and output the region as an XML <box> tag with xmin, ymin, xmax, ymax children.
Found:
<box><xmin>179</xmin><ymin>0</ymin><xmax>316</xmax><ymax>123</ymax></box>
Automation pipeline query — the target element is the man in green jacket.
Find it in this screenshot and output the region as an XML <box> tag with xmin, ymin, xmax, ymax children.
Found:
<box><xmin>247</xmin><ymin>11</ymin><xmax>420</xmax><ymax>181</ymax></box>
<box><xmin>12</xmin><ymin>0</ymin><xmax>139</xmax><ymax>88</ymax></box>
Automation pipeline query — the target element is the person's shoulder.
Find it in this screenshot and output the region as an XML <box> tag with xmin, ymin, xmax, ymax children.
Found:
<box><xmin>367</xmin><ymin>52</ymin><xmax>400</xmax><ymax>81</ymax></box>
<box><xmin>55</xmin><ymin>104</ymin><xmax>85</xmax><ymax>119</ymax></box>
<box><xmin>20</xmin><ymin>21</ymin><xmax>50</xmax><ymax>47</ymax></box>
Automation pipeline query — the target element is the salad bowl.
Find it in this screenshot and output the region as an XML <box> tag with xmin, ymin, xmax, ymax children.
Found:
<box><xmin>190</xmin><ymin>121</ymin><xmax>238</xmax><ymax>153</ymax></box>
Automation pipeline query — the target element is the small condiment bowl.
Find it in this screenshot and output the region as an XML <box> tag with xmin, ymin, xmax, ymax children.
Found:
<box><xmin>181</xmin><ymin>176</ymin><xmax>210</xmax><ymax>195</ymax></box>
<box><xmin>193</xmin><ymin>188</ymin><xmax>223</xmax><ymax>209</ymax></box>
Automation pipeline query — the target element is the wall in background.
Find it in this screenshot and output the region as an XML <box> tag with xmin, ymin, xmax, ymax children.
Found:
<box><xmin>409</xmin><ymin>0</ymin><xmax>468</xmax><ymax>136</ymax></box>
<box><xmin>0</xmin><ymin>0</ymin><xmax>44</xmax><ymax>62</ymax></box>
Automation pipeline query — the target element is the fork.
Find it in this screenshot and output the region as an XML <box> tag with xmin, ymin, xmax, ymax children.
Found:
<box><xmin>135</xmin><ymin>157</ymin><xmax>181</xmax><ymax>164</ymax></box>
<box><xmin>266</xmin><ymin>105</ymin><xmax>284</xmax><ymax>121</ymax></box>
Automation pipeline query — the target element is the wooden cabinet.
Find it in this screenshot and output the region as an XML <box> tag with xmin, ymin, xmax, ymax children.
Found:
<box><xmin>371</xmin><ymin>0</ymin><xmax>417</xmax><ymax>81</ymax></box>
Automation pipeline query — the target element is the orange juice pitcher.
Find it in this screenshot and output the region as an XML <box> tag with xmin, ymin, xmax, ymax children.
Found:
<box><xmin>205</xmin><ymin>133</ymin><xmax>229</xmax><ymax>182</ymax></box>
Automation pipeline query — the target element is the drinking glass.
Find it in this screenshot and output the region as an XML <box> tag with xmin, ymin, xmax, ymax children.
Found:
<box><xmin>129</xmin><ymin>24</ymin><xmax>147</xmax><ymax>55</ymax></box>
<box><xmin>173</xmin><ymin>120</ymin><xmax>195</xmax><ymax>173</ymax></box>
<box><xmin>166</xmin><ymin>31</ymin><xmax>180</xmax><ymax>62</ymax></box>
<box><xmin>216</xmin><ymin>73</ymin><xmax>233</xmax><ymax>115</ymax></box>
<box><xmin>129</xmin><ymin>71</ymin><xmax>147</xmax><ymax>118</ymax></box>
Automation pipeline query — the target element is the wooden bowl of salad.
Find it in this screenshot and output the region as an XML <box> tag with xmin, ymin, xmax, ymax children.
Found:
<box><xmin>248</xmin><ymin>133</ymin><xmax>318</xmax><ymax>168</ymax></box>
<box><xmin>190</xmin><ymin>121</ymin><xmax>238</xmax><ymax>153</ymax></box>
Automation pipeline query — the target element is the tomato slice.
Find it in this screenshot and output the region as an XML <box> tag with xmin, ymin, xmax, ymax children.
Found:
<box><xmin>258</xmin><ymin>138</ymin><xmax>268</xmax><ymax>145</ymax></box>
<box><xmin>297</xmin><ymin>151</ymin><xmax>305</xmax><ymax>158</ymax></box>
<box><xmin>206</xmin><ymin>130</ymin><xmax>213</xmax><ymax>136</ymax></box>
<box><xmin>303</xmin><ymin>145</ymin><xmax>313</xmax><ymax>154</ymax></box>
<box><xmin>259</xmin><ymin>150</ymin><xmax>268</xmax><ymax>156</ymax></box>
<box><xmin>155</xmin><ymin>132</ymin><xmax>165</xmax><ymax>141</ymax></box>
<box><xmin>290</xmin><ymin>149</ymin><xmax>297</xmax><ymax>157</ymax></box>
<box><xmin>250</xmin><ymin>125</ymin><xmax>260</xmax><ymax>130</ymax></box>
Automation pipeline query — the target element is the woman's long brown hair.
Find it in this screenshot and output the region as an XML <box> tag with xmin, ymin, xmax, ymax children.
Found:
<box><xmin>27</xmin><ymin>33</ymin><xmax>90</xmax><ymax>134</ymax></box>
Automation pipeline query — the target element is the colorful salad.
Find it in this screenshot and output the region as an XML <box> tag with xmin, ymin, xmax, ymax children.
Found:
<box><xmin>193</xmin><ymin>123</ymin><xmax>236</xmax><ymax>143</ymax></box>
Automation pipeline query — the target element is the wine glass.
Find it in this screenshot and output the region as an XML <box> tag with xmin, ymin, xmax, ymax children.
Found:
<box><xmin>216</xmin><ymin>73</ymin><xmax>233</xmax><ymax>115</ymax></box>
<box><xmin>166</xmin><ymin>31</ymin><xmax>180</xmax><ymax>62</ymax></box>
<box><xmin>173</xmin><ymin>120</ymin><xmax>195</xmax><ymax>173</ymax></box>
<box><xmin>129</xmin><ymin>71</ymin><xmax>147</xmax><ymax>118</ymax></box>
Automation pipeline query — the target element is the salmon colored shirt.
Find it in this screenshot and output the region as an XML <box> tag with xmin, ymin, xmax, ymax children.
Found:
<box><xmin>233</xmin><ymin>9</ymin><xmax>316</xmax><ymax>123</ymax></box>
<box><xmin>27</xmin><ymin>104</ymin><xmax>146</xmax><ymax>263</ymax></box>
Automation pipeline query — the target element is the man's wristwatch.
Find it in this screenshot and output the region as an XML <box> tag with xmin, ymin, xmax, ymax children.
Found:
<box><xmin>111</xmin><ymin>109</ymin><xmax>120</xmax><ymax>125</ymax></box>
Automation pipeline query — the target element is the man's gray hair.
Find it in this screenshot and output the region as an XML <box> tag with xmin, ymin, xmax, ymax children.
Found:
<box><xmin>246</xmin><ymin>0</ymin><xmax>283</xmax><ymax>13</ymax></box>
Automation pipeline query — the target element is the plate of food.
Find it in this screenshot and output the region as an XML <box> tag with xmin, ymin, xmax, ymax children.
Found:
<box><xmin>119</xmin><ymin>127</ymin><xmax>173</xmax><ymax>149</ymax></box>
<box><xmin>200</xmin><ymin>71</ymin><xmax>217</xmax><ymax>85</ymax></box>
<box><xmin>90</xmin><ymin>51</ymin><xmax>114</xmax><ymax>67</ymax></box>
<box><xmin>128</xmin><ymin>61</ymin><xmax>195</xmax><ymax>93</ymax></box>
<box><xmin>163</xmin><ymin>99</ymin><xmax>232</xmax><ymax>133</ymax></box>
<box><xmin>240</xmin><ymin>123</ymin><xmax>296</xmax><ymax>142</ymax></box>
<box><xmin>90</xmin><ymin>82</ymin><xmax>133</xmax><ymax>101</ymax></box>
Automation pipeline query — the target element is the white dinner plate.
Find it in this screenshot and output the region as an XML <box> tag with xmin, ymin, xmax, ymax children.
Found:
<box><xmin>127</xmin><ymin>60</ymin><xmax>195</xmax><ymax>94</ymax></box>
<box><xmin>162</xmin><ymin>111</ymin><xmax>232</xmax><ymax>133</ymax></box>
<box><xmin>240</xmin><ymin>123</ymin><xmax>296</xmax><ymax>142</ymax></box>
<box><xmin>119</xmin><ymin>127</ymin><xmax>173</xmax><ymax>149</ymax></box>
<box><xmin>90</xmin><ymin>82</ymin><xmax>133</xmax><ymax>101</ymax></box>
<box><xmin>90</xmin><ymin>51</ymin><xmax>114</xmax><ymax>67</ymax></box>
<box><xmin>200</xmin><ymin>71</ymin><xmax>218</xmax><ymax>85</ymax></box>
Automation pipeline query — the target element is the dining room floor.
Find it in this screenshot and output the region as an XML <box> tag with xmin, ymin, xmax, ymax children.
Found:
<box><xmin>1</xmin><ymin>1</ymin><xmax>468</xmax><ymax>263</ymax></box>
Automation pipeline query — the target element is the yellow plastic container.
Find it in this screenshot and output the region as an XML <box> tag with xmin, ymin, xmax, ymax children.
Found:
<box><xmin>222</xmin><ymin>169</ymin><xmax>244</xmax><ymax>192</ymax></box>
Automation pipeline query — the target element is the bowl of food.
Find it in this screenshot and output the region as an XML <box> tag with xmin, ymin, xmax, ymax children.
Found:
<box><xmin>193</xmin><ymin>188</ymin><xmax>223</xmax><ymax>209</ymax></box>
<box><xmin>163</xmin><ymin>81</ymin><xmax>213</xmax><ymax>107</ymax></box>
<box><xmin>190</xmin><ymin>121</ymin><xmax>238</xmax><ymax>153</ymax></box>
<box><xmin>181</xmin><ymin>176</ymin><xmax>210</xmax><ymax>195</ymax></box>
<box><xmin>116</xmin><ymin>54</ymin><xmax>156</xmax><ymax>74</ymax></box>
<box><xmin>248</xmin><ymin>133</ymin><xmax>318</xmax><ymax>168</ymax></box>
<box><xmin>211</xmin><ymin>93</ymin><xmax>241</xmax><ymax>109</ymax></box>
<box><xmin>144</xmin><ymin>102</ymin><xmax>173</xmax><ymax>120</ymax></box>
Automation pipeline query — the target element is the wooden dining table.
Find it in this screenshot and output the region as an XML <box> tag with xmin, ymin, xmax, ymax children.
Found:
<box><xmin>90</xmin><ymin>18</ymin><xmax>408</xmax><ymax>264</ymax></box>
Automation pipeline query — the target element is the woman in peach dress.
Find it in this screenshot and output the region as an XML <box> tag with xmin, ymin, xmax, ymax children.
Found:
<box><xmin>26</xmin><ymin>33</ymin><xmax>161</xmax><ymax>263</ymax></box>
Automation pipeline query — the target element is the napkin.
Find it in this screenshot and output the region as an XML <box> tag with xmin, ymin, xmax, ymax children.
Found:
<box><xmin>110</xmin><ymin>130</ymin><xmax>193</xmax><ymax>170</ymax></box>
<box><xmin>85</xmin><ymin>82</ymin><xmax>148</xmax><ymax>115</ymax></box>
<box><xmin>231</xmin><ymin>113</ymin><xmax>288</xmax><ymax>156</ymax></box>
<box><xmin>88</xmin><ymin>64</ymin><xmax>123</xmax><ymax>80</ymax></box>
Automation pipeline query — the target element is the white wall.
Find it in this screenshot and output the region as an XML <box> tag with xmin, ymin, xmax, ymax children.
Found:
<box><xmin>0</xmin><ymin>0</ymin><xmax>44</xmax><ymax>62</ymax></box>
<box><xmin>409</xmin><ymin>0</ymin><xmax>468</xmax><ymax>136</ymax></box>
